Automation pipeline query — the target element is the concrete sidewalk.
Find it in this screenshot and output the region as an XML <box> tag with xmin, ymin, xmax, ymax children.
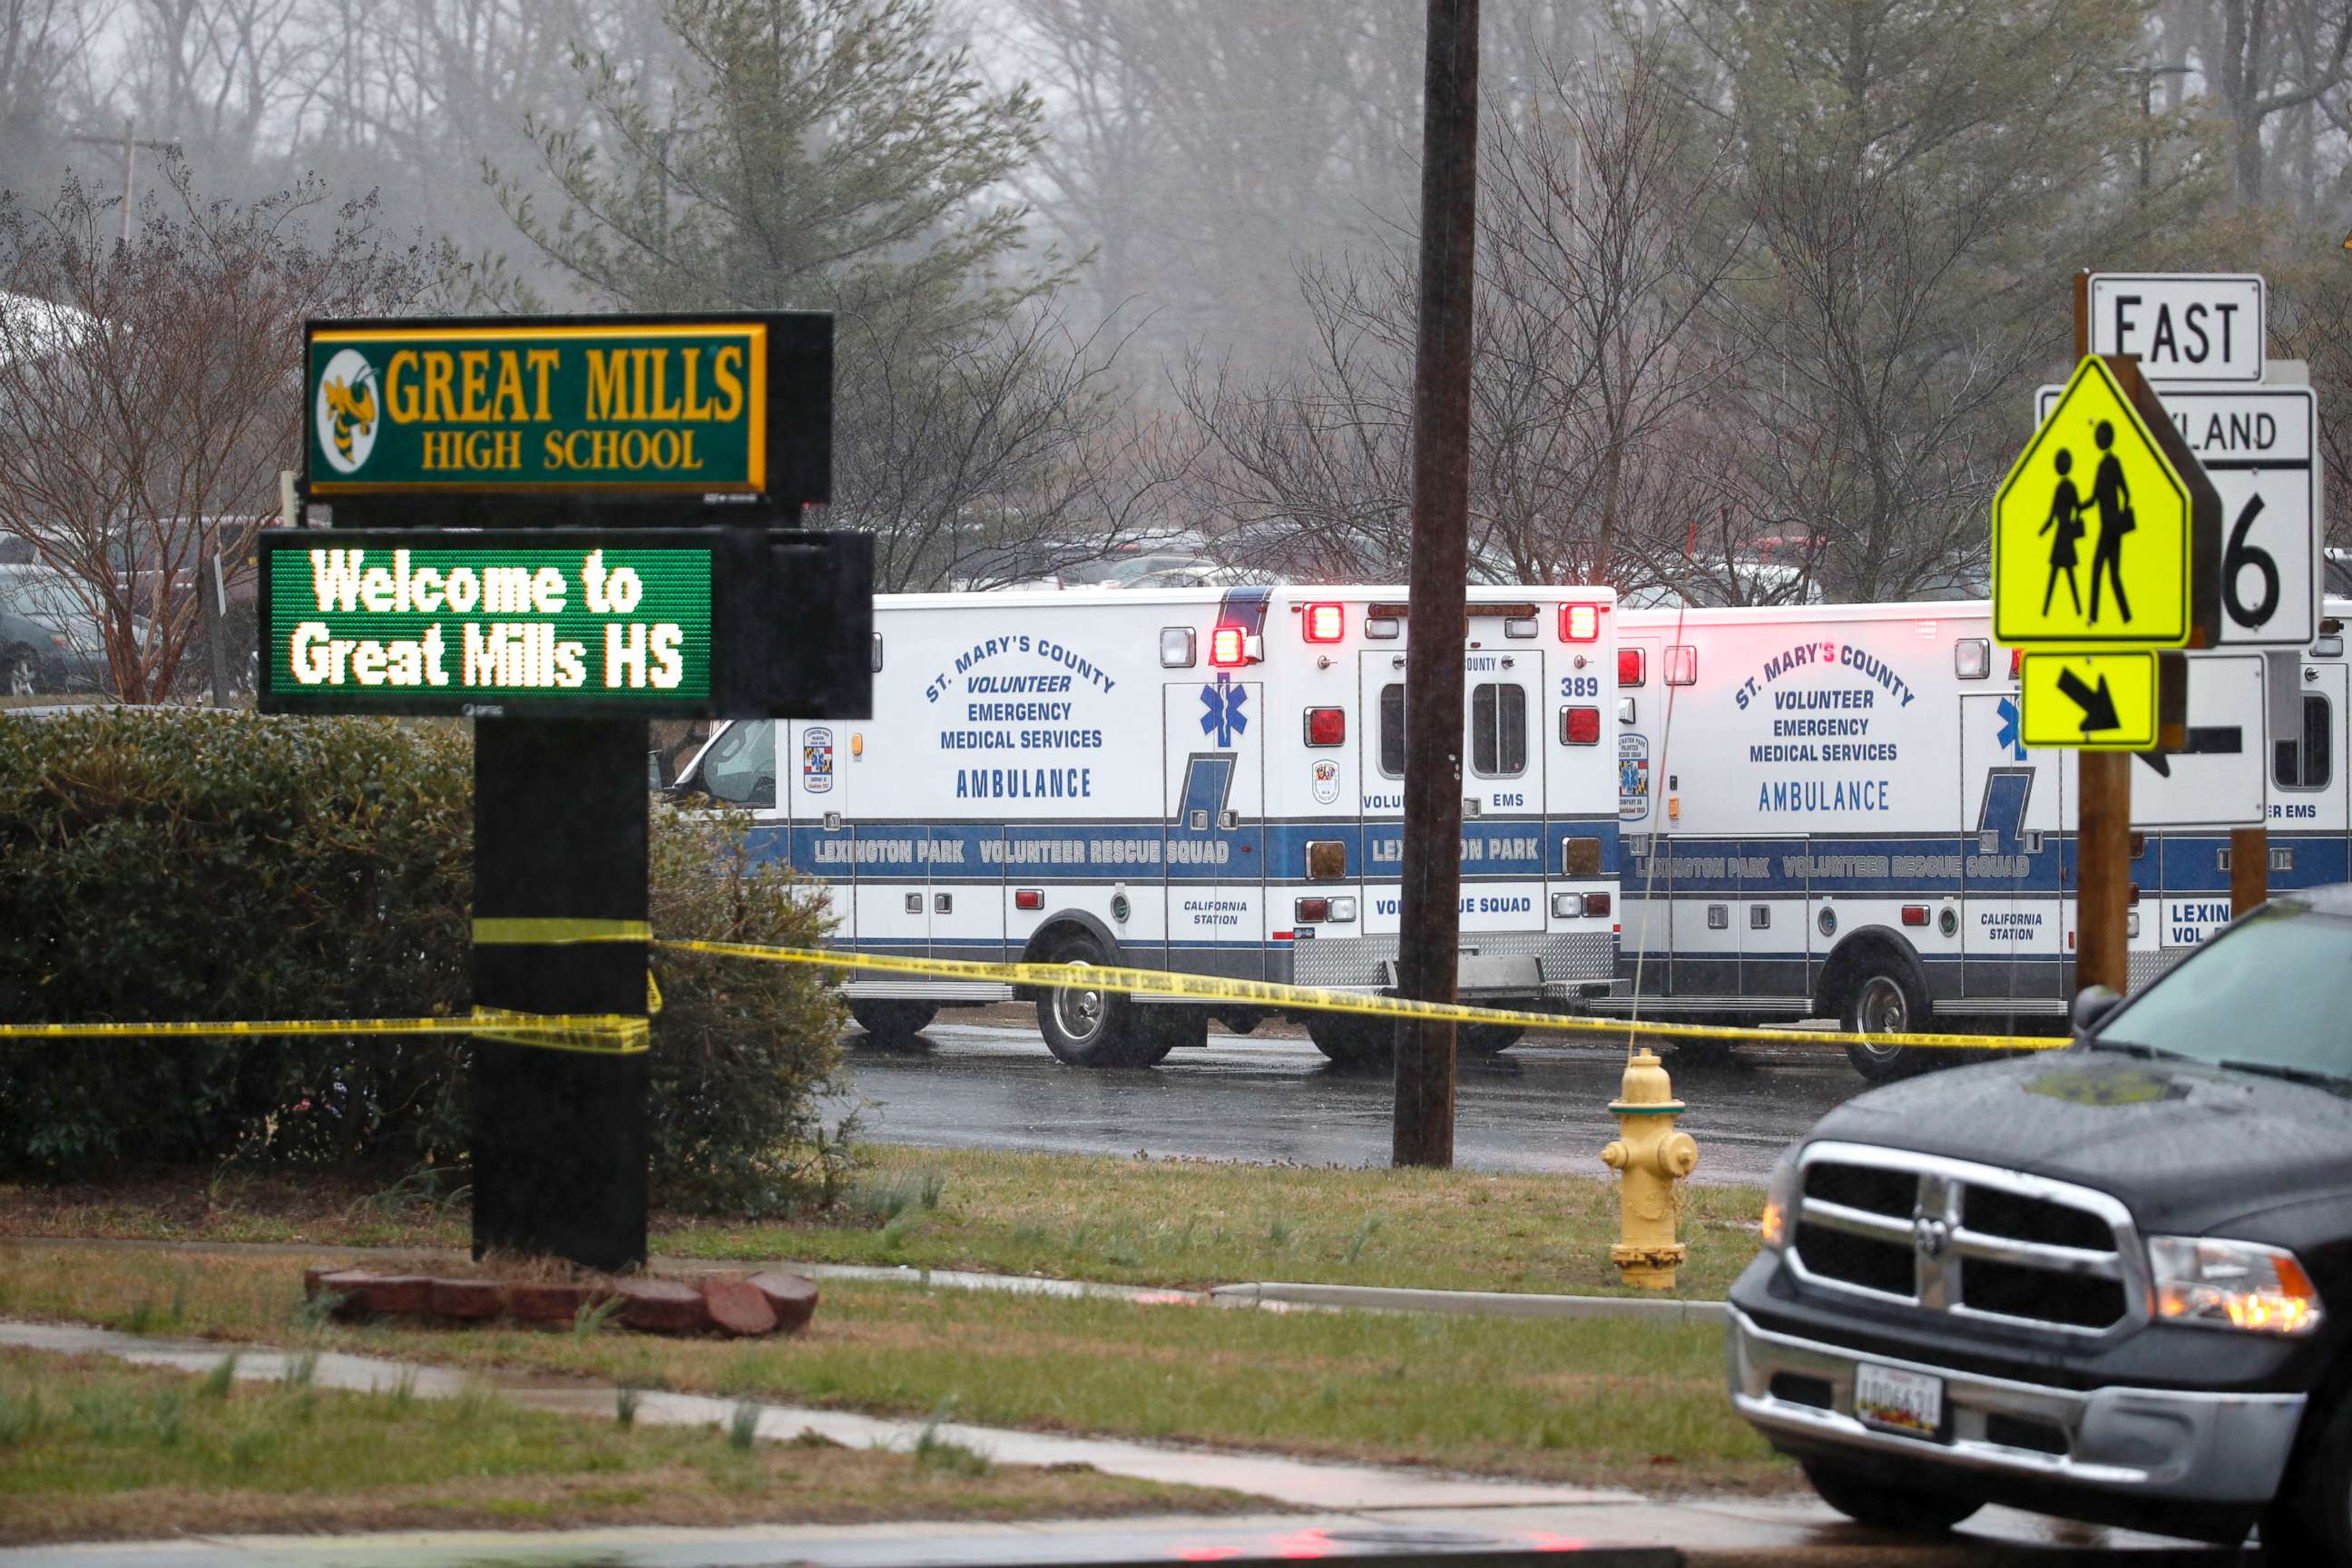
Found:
<box><xmin>0</xmin><ymin>1509</ymin><xmax>2248</xmax><ymax>1567</ymax></box>
<box><xmin>0</xmin><ymin>1319</ymin><xmax>2237</xmax><ymax>1566</ymax></box>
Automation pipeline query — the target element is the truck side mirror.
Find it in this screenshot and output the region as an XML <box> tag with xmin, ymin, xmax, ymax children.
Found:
<box><xmin>2072</xmin><ymin>985</ymin><xmax>2123</xmax><ymax>1038</ymax></box>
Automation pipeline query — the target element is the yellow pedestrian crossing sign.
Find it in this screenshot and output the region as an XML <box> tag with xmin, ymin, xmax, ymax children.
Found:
<box><xmin>2019</xmin><ymin>652</ymin><xmax>2159</xmax><ymax>750</ymax></box>
<box><xmin>1993</xmin><ymin>356</ymin><xmax>2211</xmax><ymax>648</ymax></box>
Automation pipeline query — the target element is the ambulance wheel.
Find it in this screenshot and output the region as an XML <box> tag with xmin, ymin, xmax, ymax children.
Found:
<box><xmin>1125</xmin><ymin>1006</ymin><xmax>1205</xmax><ymax>1066</ymax></box>
<box><xmin>1459</xmin><ymin>1025</ymin><xmax>1524</xmax><ymax>1056</ymax></box>
<box><xmin>1841</xmin><ymin>964</ymin><xmax>1928</xmax><ymax>1083</ymax></box>
<box><xmin>1306</xmin><ymin>1016</ymin><xmax>1392</xmax><ymax>1068</ymax></box>
<box><xmin>1035</xmin><ymin>933</ymin><xmax>1141</xmax><ymax>1067</ymax></box>
<box><xmin>849</xmin><ymin>1001</ymin><xmax>936</xmax><ymax>1049</ymax></box>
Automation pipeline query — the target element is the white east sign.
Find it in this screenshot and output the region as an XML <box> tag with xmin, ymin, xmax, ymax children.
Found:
<box><xmin>2087</xmin><ymin>274</ymin><xmax>2266</xmax><ymax>384</ymax></box>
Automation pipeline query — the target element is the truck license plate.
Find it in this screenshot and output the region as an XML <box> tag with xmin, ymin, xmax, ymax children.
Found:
<box><xmin>1854</xmin><ymin>1363</ymin><xmax>1944</xmax><ymax>1438</ymax></box>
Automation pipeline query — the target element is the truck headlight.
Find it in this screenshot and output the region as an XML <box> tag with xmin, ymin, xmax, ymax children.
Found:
<box><xmin>1760</xmin><ymin>1149</ymin><xmax>1800</xmax><ymax>1251</ymax></box>
<box><xmin>2148</xmin><ymin>1236</ymin><xmax>2322</xmax><ymax>1336</ymax></box>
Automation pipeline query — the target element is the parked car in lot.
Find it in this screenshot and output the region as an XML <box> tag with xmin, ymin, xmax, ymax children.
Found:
<box><xmin>0</xmin><ymin>564</ymin><xmax>110</xmax><ymax>696</ymax></box>
<box><xmin>1729</xmin><ymin>885</ymin><xmax>2352</xmax><ymax>1554</ymax></box>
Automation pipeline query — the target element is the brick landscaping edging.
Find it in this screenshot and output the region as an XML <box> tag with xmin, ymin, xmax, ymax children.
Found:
<box><xmin>301</xmin><ymin>1267</ymin><xmax>818</xmax><ymax>1338</ymax></box>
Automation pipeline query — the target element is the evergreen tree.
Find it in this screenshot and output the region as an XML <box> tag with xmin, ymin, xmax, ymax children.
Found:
<box><xmin>495</xmin><ymin>0</ymin><xmax>1158</xmax><ymax>589</ymax></box>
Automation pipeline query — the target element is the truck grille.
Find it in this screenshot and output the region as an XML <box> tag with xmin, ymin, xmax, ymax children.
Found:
<box><xmin>1789</xmin><ymin>1145</ymin><xmax>2140</xmax><ymax>1336</ymax></box>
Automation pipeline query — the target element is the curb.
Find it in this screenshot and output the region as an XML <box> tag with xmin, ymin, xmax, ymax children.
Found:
<box><xmin>1212</xmin><ymin>1281</ymin><xmax>1727</xmax><ymax>1324</ymax></box>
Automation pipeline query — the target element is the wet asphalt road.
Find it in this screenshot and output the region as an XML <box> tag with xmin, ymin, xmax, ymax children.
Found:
<box><xmin>832</xmin><ymin>1010</ymin><xmax>1873</xmax><ymax>1187</ymax></box>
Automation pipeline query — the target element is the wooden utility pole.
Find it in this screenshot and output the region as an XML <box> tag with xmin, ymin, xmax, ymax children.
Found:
<box><xmin>2071</xmin><ymin>274</ymin><xmax>2132</xmax><ymax>995</ymax></box>
<box><xmin>1394</xmin><ymin>0</ymin><xmax>1479</xmax><ymax>1169</ymax></box>
<box><xmin>65</xmin><ymin>121</ymin><xmax>178</xmax><ymax>245</ymax></box>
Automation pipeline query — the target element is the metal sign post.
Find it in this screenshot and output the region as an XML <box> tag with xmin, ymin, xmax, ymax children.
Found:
<box><xmin>2043</xmin><ymin>282</ymin><xmax>2322</xmax><ymax>925</ymax></box>
<box><xmin>1992</xmin><ymin>279</ymin><xmax>2221</xmax><ymax>995</ymax></box>
<box><xmin>279</xmin><ymin>312</ymin><xmax>858</xmax><ymax>1271</ymax></box>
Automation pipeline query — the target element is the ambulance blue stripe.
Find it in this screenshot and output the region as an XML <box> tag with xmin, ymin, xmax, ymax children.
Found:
<box><xmin>763</xmin><ymin>821</ymin><xmax>2346</xmax><ymax>895</ymax></box>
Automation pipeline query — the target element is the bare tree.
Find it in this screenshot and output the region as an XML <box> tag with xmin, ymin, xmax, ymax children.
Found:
<box><xmin>120</xmin><ymin>0</ymin><xmax>326</xmax><ymax>172</ymax></box>
<box><xmin>1175</xmin><ymin>46</ymin><xmax>1741</xmax><ymax>598</ymax></box>
<box><xmin>0</xmin><ymin>158</ymin><xmax>430</xmax><ymax>700</ymax></box>
<box><xmin>1663</xmin><ymin>0</ymin><xmax>2212</xmax><ymax>602</ymax></box>
<box><xmin>2271</xmin><ymin>256</ymin><xmax>2352</xmax><ymax>553</ymax></box>
<box><xmin>0</xmin><ymin>0</ymin><xmax>103</xmax><ymax>192</ymax></box>
<box><xmin>1479</xmin><ymin>46</ymin><xmax>1741</xmax><ymax>587</ymax></box>
<box><xmin>844</xmin><ymin>299</ymin><xmax>1200</xmax><ymax>590</ymax></box>
<box><xmin>2201</xmin><ymin>0</ymin><xmax>2352</xmax><ymax>208</ymax></box>
<box><xmin>287</xmin><ymin>0</ymin><xmax>640</xmax><ymax>275</ymax></box>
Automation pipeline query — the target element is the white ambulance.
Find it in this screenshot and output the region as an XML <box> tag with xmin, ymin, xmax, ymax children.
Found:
<box><xmin>1605</xmin><ymin>599</ymin><xmax>2344</xmax><ymax>1079</ymax></box>
<box><xmin>673</xmin><ymin>584</ymin><xmax>1627</xmax><ymax>1066</ymax></box>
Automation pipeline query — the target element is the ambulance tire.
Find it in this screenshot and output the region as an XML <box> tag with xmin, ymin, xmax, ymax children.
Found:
<box><xmin>1126</xmin><ymin>1006</ymin><xmax>1205</xmax><ymax>1065</ymax></box>
<box><xmin>1306</xmin><ymin>1016</ymin><xmax>1392</xmax><ymax>1068</ymax></box>
<box><xmin>1034</xmin><ymin>931</ymin><xmax>1145</xmax><ymax>1067</ymax></box>
<box><xmin>1459</xmin><ymin>1025</ymin><xmax>1524</xmax><ymax>1056</ymax></box>
<box><xmin>1840</xmin><ymin>960</ymin><xmax>1930</xmax><ymax>1084</ymax></box>
<box><xmin>849</xmin><ymin>1001</ymin><xmax>936</xmax><ymax>1049</ymax></box>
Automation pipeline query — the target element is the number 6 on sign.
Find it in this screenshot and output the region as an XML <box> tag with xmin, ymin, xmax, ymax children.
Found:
<box><xmin>2225</xmin><ymin>495</ymin><xmax>2278</xmax><ymax>630</ymax></box>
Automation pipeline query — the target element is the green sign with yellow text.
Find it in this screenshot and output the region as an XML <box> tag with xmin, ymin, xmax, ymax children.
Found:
<box><xmin>307</xmin><ymin>321</ymin><xmax>770</xmax><ymax>495</ymax></box>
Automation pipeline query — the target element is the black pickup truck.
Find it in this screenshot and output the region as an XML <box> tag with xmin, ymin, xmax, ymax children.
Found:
<box><xmin>1729</xmin><ymin>884</ymin><xmax>2352</xmax><ymax>1555</ymax></box>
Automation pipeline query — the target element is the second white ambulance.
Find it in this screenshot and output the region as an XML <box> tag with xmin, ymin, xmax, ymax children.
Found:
<box><xmin>1607</xmin><ymin>600</ymin><xmax>2340</xmax><ymax>1078</ymax></box>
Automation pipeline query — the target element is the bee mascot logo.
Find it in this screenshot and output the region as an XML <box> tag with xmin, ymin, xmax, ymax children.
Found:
<box><xmin>314</xmin><ymin>348</ymin><xmax>381</xmax><ymax>475</ymax></box>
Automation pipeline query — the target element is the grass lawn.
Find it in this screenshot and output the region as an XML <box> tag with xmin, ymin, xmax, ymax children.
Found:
<box><xmin>0</xmin><ymin>1146</ymin><xmax>1767</xmax><ymax>1300</ymax></box>
<box><xmin>0</xmin><ymin>1242</ymin><xmax>1788</xmax><ymax>1496</ymax></box>
<box><xmin>0</xmin><ymin>1347</ymin><xmax>1243</xmax><ymax>1546</ymax></box>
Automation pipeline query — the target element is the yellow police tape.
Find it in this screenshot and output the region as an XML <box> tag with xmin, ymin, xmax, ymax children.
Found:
<box><xmin>657</xmin><ymin>937</ymin><xmax>2062</xmax><ymax>1054</ymax></box>
<box><xmin>0</xmin><ymin>935</ymin><xmax>2058</xmax><ymax>1056</ymax></box>
<box><xmin>473</xmin><ymin>918</ymin><xmax>652</xmax><ymax>946</ymax></box>
<box><xmin>0</xmin><ymin>1009</ymin><xmax>647</xmax><ymax>1055</ymax></box>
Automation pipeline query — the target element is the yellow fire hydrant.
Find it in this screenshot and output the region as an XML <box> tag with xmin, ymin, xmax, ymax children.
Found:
<box><xmin>1601</xmin><ymin>1047</ymin><xmax>1699</xmax><ymax>1289</ymax></box>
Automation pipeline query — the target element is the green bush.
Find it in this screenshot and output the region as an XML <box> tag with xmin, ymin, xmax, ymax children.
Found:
<box><xmin>0</xmin><ymin>710</ymin><xmax>845</xmax><ymax>1207</ymax></box>
<box><xmin>646</xmin><ymin>799</ymin><xmax>848</xmax><ymax>1213</ymax></box>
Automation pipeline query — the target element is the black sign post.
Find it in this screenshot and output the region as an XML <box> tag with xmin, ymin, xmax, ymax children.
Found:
<box><xmin>473</xmin><ymin>719</ymin><xmax>652</xmax><ymax>1269</ymax></box>
<box><xmin>281</xmin><ymin>312</ymin><xmax>856</xmax><ymax>1271</ymax></box>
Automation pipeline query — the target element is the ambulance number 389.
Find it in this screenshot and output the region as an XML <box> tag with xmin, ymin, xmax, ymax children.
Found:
<box><xmin>1558</xmin><ymin>676</ymin><xmax>1599</xmax><ymax>699</ymax></box>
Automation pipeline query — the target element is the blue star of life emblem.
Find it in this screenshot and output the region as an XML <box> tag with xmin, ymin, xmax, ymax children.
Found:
<box><xmin>1996</xmin><ymin>696</ymin><xmax>2027</xmax><ymax>760</ymax></box>
<box><xmin>1200</xmin><ymin>673</ymin><xmax>1248</xmax><ymax>747</ymax></box>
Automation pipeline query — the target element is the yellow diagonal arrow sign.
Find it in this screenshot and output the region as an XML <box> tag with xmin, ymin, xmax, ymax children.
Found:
<box><xmin>2019</xmin><ymin>652</ymin><xmax>2159</xmax><ymax>750</ymax></box>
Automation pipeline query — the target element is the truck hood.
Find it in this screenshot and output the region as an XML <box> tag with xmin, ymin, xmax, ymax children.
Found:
<box><xmin>1808</xmin><ymin>1051</ymin><xmax>2352</xmax><ymax>1231</ymax></box>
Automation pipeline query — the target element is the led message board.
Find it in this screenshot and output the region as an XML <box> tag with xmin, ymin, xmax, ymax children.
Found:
<box><xmin>261</xmin><ymin>530</ymin><xmax>716</xmax><ymax>718</ymax></box>
<box><xmin>259</xmin><ymin>526</ymin><xmax>876</xmax><ymax>720</ymax></box>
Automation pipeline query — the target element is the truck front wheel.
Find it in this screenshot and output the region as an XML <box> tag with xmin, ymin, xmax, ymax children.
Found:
<box><xmin>1799</xmin><ymin>1461</ymin><xmax>1983</xmax><ymax>1533</ymax></box>
<box><xmin>2265</xmin><ymin>1386</ymin><xmax>2352</xmax><ymax>1562</ymax></box>
<box><xmin>1034</xmin><ymin>931</ymin><xmax>1142</xmax><ymax>1067</ymax></box>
